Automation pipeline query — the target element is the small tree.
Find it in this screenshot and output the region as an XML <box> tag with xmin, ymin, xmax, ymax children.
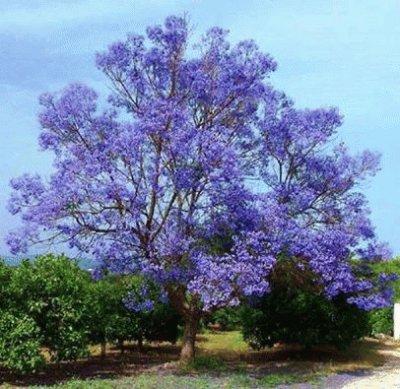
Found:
<box><xmin>365</xmin><ymin>258</ymin><xmax>400</xmax><ymax>335</ymax></box>
<box><xmin>0</xmin><ymin>261</ymin><xmax>44</xmax><ymax>374</ymax></box>
<box><xmin>89</xmin><ymin>275</ymin><xmax>121</xmax><ymax>357</ymax></box>
<box><xmin>89</xmin><ymin>274</ymin><xmax>143</xmax><ymax>356</ymax></box>
<box><xmin>0</xmin><ymin>260</ymin><xmax>14</xmax><ymax>311</ymax></box>
<box><xmin>369</xmin><ymin>308</ymin><xmax>393</xmax><ymax>336</ymax></box>
<box><xmin>121</xmin><ymin>275</ymin><xmax>182</xmax><ymax>349</ymax></box>
<box><xmin>89</xmin><ymin>274</ymin><xmax>181</xmax><ymax>356</ymax></box>
<box><xmin>7</xmin><ymin>15</ymin><xmax>392</xmax><ymax>361</ymax></box>
<box><xmin>241</xmin><ymin>260</ymin><xmax>371</xmax><ymax>350</ymax></box>
<box><xmin>9</xmin><ymin>255</ymin><xmax>91</xmax><ymax>361</ymax></box>
<box><xmin>207</xmin><ymin>307</ymin><xmax>241</xmax><ymax>331</ymax></box>
<box><xmin>0</xmin><ymin>312</ymin><xmax>44</xmax><ymax>374</ymax></box>
<box><xmin>145</xmin><ymin>303</ymin><xmax>181</xmax><ymax>345</ymax></box>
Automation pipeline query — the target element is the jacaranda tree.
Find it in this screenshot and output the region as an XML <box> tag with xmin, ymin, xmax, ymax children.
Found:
<box><xmin>7</xmin><ymin>15</ymin><xmax>392</xmax><ymax>360</ymax></box>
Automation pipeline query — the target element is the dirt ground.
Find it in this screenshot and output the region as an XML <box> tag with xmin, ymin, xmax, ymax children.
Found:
<box><xmin>341</xmin><ymin>342</ymin><xmax>400</xmax><ymax>389</ymax></box>
<box><xmin>0</xmin><ymin>332</ymin><xmax>397</xmax><ymax>388</ymax></box>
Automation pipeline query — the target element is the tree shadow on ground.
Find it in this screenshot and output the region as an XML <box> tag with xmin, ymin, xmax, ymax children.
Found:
<box><xmin>0</xmin><ymin>343</ymin><xmax>180</xmax><ymax>387</ymax></box>
<box><xmin>0</xmin><ymin>335</ymin><xmax>396</xmax><ymax>387</ymax></box>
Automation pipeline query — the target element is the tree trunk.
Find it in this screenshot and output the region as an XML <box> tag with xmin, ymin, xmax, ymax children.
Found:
<box><xmin>137</xmin><ymin>336</ymin><xmax>143</xmax><ymax>353</ymax></box>
<box><xmin>180</xmin><ymin>315</ymin><xmax>200</xmax><ymax>362</ymax></box>
<box><xmin>118</xmin><ymin>339</ymin><xmax>125</xmax><ymax>355</ymax></box>
<box><xmin>100</xmin><ymin>342</ymin><xmax>106</xmax><ymax>359</ymax></box>
<box><xmin>165</xmin><ymin>286</ymin><xmax>201</xmax><ymax>362</ymax></box>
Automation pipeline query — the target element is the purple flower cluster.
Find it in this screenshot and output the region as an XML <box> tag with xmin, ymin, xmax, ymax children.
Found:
<box><xmin>123</xmin><ymin>285</ymin><xmax>155</xmax><ymax>313</ymax></box>
<box><xmin>6</xmin><ymin>15</ymin><xmax>393</xmax><ymax>315</ymax></box>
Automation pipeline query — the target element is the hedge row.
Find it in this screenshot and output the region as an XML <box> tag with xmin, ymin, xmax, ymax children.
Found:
<box><xmin>2</xmin><ymin>254</ymin><xmax>398</xmax><ymax>374</ymax></box>
<box><xmin>209</xmin><ymin>259</ymin><xmax>400</xmax><ymax>348</ymax></box>
<box><xmin>0</xmin><ymin>254</ymin><xmax>181</xmax><ymax>373</ymax></box>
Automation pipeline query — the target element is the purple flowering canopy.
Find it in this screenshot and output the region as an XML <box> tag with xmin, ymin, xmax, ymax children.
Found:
<box><xmin>7</xmin><ymin>16</ymin><xmax>392</xmax><ymax>359</ymax></box>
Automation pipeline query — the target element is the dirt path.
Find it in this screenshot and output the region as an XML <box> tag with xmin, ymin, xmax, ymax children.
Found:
<box><xmin>341</xmin><ymin>347</ymin><xmax>400</xmax><ymax>389</ymax></box>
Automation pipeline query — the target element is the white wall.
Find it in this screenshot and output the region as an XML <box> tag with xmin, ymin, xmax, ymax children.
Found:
<box><xmin>394</xmin><ymin>303</ymin><xmax>400</xmax><ymax>340</ymax></box>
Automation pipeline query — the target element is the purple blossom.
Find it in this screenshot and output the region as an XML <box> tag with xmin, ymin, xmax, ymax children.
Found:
<box><xmin>6</xmin><ymin>15</ymin><xmax>393</xmax><ymax>321</ymax></box>
<box><xmin>124</xmin><ymin>292</ymin><xmax>155</xmax><ymax>313</ymax></box>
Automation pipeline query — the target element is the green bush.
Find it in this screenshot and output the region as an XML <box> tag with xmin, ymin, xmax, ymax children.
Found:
<box><xmin>368</xmin><ymin>258</ymin><xmax>400</xmax><ymax>300</ymax></box>
<box><xmin>145</xmin><ymin>302</ymin><xmax>182</xmax><ymax>344</ymax></box>
<box><xmin>186</xmin><ymin>355</ymin><xmax>225</xmax><ymax>371</ymax></box>
<box><xmin>9</xmin><ymin>254</ymin><xmax>91</xmax><ymax>361</ymax></box>
<box><xmin>89</xmin><ymin>275</ymin><xmax>144</xmax><ymax>354</ymax></box>
<box><xmin>242</xmin><ymin>291</ymin><xmax>370</xmax><ymax>350</ymax></box>
<box><xmin>0</xmin><ymin>312</ymin><xmax>44</xmax><ymax>374</ymax></box>
<box><xmin>88</xmin><ymin>275</ymin><xmax>124</xmax><ymax>350</ymax></box>
<box><xmin>114</xmin><ymin>275</ymin><xmax>181</xmax><ymax>345</ymax></box>
<box><xmin>241</xmin><ymin>261</ymin><xmax>370</xmax><ymax>350</ymax></box>
<box><xmin>369</xmin><ymin>307</ymin><xmax>393</xmax><ymax>336</ymax></box>
<box><xmin>0</xmin><ymin>254</ymin><xmax>182</xmax><ymax>373</ymax></box>
<box><xmin>0</xmin><ymin>260</ymin><xmax>14</xmax><ymax>310</ymax></box>
<box><xmin>207</xmin><ymin>307</ymin><xmax>241</xmax><ymax>331</ymax></box>
<box><xmin>364</xmin><ymin>258</ymin><xmax>400</xmax><ymax>336</ymax></box>
<box><xmin>89</xmin><ymin>274</ymin><xmax>181</xmax><ymax>353</ymax></box>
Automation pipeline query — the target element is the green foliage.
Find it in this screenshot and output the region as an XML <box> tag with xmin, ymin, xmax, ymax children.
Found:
<box><xmin>0</xmin><ymin>254</ymin><xmax>181</xmax><ymax>373</ymax></box>
<box><xmin>89</xmin><ymin>275</ymin><xmax>181</xmax><ymax>349</ymax></box>
<box><xmin>363</xmin><ymin>258</ymin><xmax>400</xmax><ymax>336</ymax></box>
<box><xmin>9</xmin><ymin>254</ymin><xmax>91</xmax><ymax>361</ymax></box>
<box><xmin>368</xmin><ymin>258</ymin><xmax>400</xmax><ymax>301</ymax></box>
<box><xmin>208</xmin><ymin>307</ymin><xmax>241</xmax><ymax>331</ymax></box>
<box><xmin>143</xmin><ymin>302</ymin><xmax>181</xmax><ymax>344</ymax></box>
<box><xmin>242</xmin><ymin>293</ymin><xmax>370</xmax><ymax>350</ymax></box>
<box><xmin>0</xmin><ymin>260</ymin><xmax>14</xmax><ymax>310</ymax></box>
<box><xmin>241</xmin><ymin>263</ymin><xmax>371</xmax><ymax>350</ymax></box>
<box><xmin>185</xmin><ymin>355</ymin><xmax>226</xmax><ymax>371</ymax></box>
<box><xmin>369</xmin><ymin>308</ymin><xmax>393</xmax><ymax>335</ymax></box>
<box><xmin>88</xmin><ymin>275</ymin><xmax>127</xmax><ymax>346</ymax></box>
<box><xmin>0</xmin><ymin>311</ymin><xmax>44</xmax><ymax>374</ymax></box>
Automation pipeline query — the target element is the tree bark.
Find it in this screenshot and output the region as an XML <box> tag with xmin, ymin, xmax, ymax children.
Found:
<box><xmin>118</xmin><ymin>339</ymin><xmax>125</xmax><ymax>355</ymax></box>
<box><xmin>137</xmin><ymin>336</ymin><xmax>143</xmax><ymax>353</ymax></box>
<box><xmin>166</xmin><ymin>286</ymin><xmax>201</xmax><ymax>362</ymax></box>
<box><xmin>180</xmin><ymin>315</ymin><xmax>200</xmax><ymax>362</ymax></box>
<box><xmin>100</xmin><ymin>342</ymin><xmax>106</xmax><ymax>359</ymax></box>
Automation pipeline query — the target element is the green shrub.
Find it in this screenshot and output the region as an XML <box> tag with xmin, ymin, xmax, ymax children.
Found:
<box><xmin>241</xmin><ymin>261</ymin><xmax>370</xmax><ymax>350</ymax></box>
<box><xmin>208</xmin><ymin>307</ymin><xmax>241</xmax><ymax>331</ymax></box>
<box><xmin>0</xmin><ymin>312</ymin><xmax>44</xmax><ymax>373</ymax></box>
<box><xmin>9</xmin><ymin>254</ymin><xmax>91</xmax><ymax>361</ymax></box>
<box><xmin>369</xmin><ymin>307</ymin><xmax>393</xmax><ymax>336</ymax></box>
<box><xmin>368</xmin><ymin>258</ymin><xmax>400</xmax><ymax>301</ymax></box>
<box><xmin>89</xmin><ymin>274</ymin><xmax>181</xmax><ymax>353</ymax></box>
<box><xmin>145</xmin><ymin>302</ymin><xmax>181</xmax><ymax>344</ymax></box>
<box><xmin>122</xmin><ymin>275</ymin><xmax>181</xmax><ymax>345</ymax></box>
<box><xmin>88</xmin><ymin>275</ymin><xmax>125</xmax><ymax>351</ymax></box>
<box><xmin>186</xmin><ymin>355</ymin><xmax>225</xmax><ymax>371</ymax></box>
<box><xmin>364</xmin><ymin>258</ymin><xmax>400</xmax><ymax>337</ymax></box>
<box><xmin>0</xmin><ymin>254</ymin><xmax>182</xmax><ymax>372</ymax></box>
<box><xmin>0</xmin><ymin>260</ymin><xmax>14</xmax><ymax>311</ymax></box>
<box><xmin>242</xmin><ymin>290</ymin><xmax>370</xmax><ymax>350</ymax></box>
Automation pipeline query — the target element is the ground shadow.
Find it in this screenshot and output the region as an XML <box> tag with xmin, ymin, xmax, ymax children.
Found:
<box><xmin>0</xmin><ymin>343</ymin><xmax>180</xmax><ymax>387</ymax></box>
<box><xmin>0</xmin><ymin>335</ymin><xmax>396</xmax><ymax>387</ymax></box>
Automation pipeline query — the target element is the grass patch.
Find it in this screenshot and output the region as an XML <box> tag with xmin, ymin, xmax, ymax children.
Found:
<box><xmin>7</xmin><ymin>332</ymin><xmax>395</xmax><ymax>388</ymax></box>
<box><xmin>197</xmin><ymin>330</ymin><xmax>385</xmax><ymax>373</ymax></box>
<box><xmin>31</xmin><ymin>371</ymin><xmax>325</xmax><ymax>388</ymax></box>
<box><xmin>258</xmin><ymin>371</ymin><xmax>323</xmax><ymax>387</ymax></box>
<box><xmin>197</xmin><ymin>330</ymin><xmax>249</xmax><ymax>357</ymax></box>
<box><xmin>185</xmin><ymin>355</ymin><xmax>226</xmax><ymax>371</ymax></box>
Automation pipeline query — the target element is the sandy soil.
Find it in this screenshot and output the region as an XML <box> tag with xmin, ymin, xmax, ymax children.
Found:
<box><xmin>341</xmin><ymin>347</ymin><xmax>400</xmax><ymax>389</ymax></box>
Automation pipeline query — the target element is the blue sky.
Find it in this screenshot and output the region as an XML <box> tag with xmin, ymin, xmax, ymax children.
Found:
<box><xmin>1</xmin><ymin>0</ymin><xmax>400</xmax><ymax>255</ymax></box>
